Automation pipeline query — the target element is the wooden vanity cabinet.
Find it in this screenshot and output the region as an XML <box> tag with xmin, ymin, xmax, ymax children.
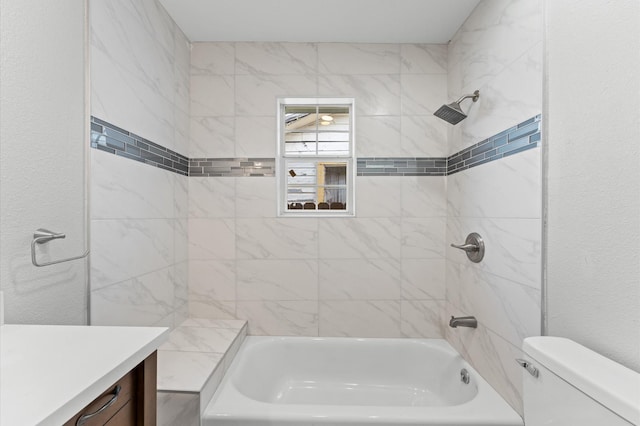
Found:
<box><xmin>63</xmin><ymin>351</ymin><xmax>157</xmax><ymax>426</ymax></box>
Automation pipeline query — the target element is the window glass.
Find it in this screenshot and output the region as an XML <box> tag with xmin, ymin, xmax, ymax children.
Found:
<box><xmin>278</xmin><ymin>99</ymin><xmax>354</xmax><ymax>216</ymax></box>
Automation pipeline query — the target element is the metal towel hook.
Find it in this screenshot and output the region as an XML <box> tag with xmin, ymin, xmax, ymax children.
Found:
<box><xmin>31</xmin><ymin>228</ymin><xmax>89</xmax><ymax>267</ymax></box>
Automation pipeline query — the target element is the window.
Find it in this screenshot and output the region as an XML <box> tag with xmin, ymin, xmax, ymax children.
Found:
<box><xmin>277</xmin><ymin>98</ymin><xmax>355</xmax><ymax>216</ymax></box>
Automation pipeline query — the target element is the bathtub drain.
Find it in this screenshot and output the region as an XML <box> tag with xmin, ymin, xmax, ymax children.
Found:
<box><xmin>460</xmin><ymin>368</ymin><xmax>470</xmax><ymax>384</ymax></box>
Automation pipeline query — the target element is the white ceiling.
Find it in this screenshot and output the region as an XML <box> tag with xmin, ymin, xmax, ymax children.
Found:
<box><xmin>158</xmin><ymin>0</ymin><xmax>481</xmax><ymax>43</ymax></box>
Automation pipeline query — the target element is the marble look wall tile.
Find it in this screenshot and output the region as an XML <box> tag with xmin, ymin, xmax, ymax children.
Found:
<box><xmin>401</xmin><ymin>74</ymin><xmax>448</xmax><ymax>116</ymax></box>
<box><xmin>400</xmin><ymin>44</ymin><xmax>448</xmax><ymax>74</ymax></box>
<box><xmin>447</xmin><ymin>147</ymin><xmax>541</xmax><ymax>219</ymax></box>
<box><xmin>236</xmin><ymin>218</ymin><xmax>318</xmax><ymax>259</ymax></box>
<box><xmin>318</xmin><ymin>74</ymin><xmax>400</xmax><ymax>116</ymax></box>
<box><xmin>356</xmin><ymin>116</ymin><xmax>403</xmax><ymax>157</ymax></box>
<box><xmin>160</xmin><ymin>326</ymin><xmax>239</xmax><ymax>353</ymax></box>
<box><xmin>318</xmin><ymin>43</ymin><xmax>400</xmax><ymax>75</ymax></box>
<box><xmin>190</xmin><ymin>116</ymin><xmax>235</xmax><ymax>158</ymax></box>
<box><xmin>235</xmin><ymin>177</ymin><xmax>277</xmax><ymax>218</ymax></box>
<box><xmin>401</xmin><ymin>217</ymin><xmax>447</xmax><ymax>259</ymax></box>
<box><xmin>318</xmin><ymin>218</ymin><xmax>401</xmax><ymax>259</ymax></box>
<box><xmin>191</xmin><ymin>42</ymin><xmax>235</xmax><ymax>75</ymax></box>
<box><xmin>319</xmin><ymin>301</ymin><xmax>402</xmax><ymax>337</ymax></box>
<box><xmin>91</xmin><ymin>150</ymin><xmax>175</xmax><ymax>219</ymax></box>
<box><xmin>447</xmin><ymin>261</ymin><xmax>541</xmax><ymax>347</ymax></box>
<box><xmin>180</xmin><ymin>318</ymin><xmax>246</xmax><ymax>329</ymax></box>
<box><xmin>189</xmin><ymin>177</ymin><xmax>235</xmax><ymax>218</ymax></box>
<box><xmin>445</xmin><ymin>313</ymin><xmax>525</xmax><ymax>415</ymax></box>
<box><xmin>236</xmin><ymin>42</ymin><xmax>317</xmax><ymax>75</ymax></box>
<box><xmin>189</xmin><ymin>260</ymin><xmax>236</xmax><ymax>301</ymax></box>
<box><xmin>400</xmin><ymin>115</ymin><xmax>448</xmax><ymax>157</ymax></box>
<box><xmin>237</xmin><ymin>301</ymin><xmax>318</xmax><ymax>336</ymax></box>
<box><xmin>174</xmin><ymin>60</ymin><xmax>190</xmax><ymax>116</ymax></box>
<box><xmin>157</xmin><ymin>350</ymin><xmax>222</xmax><ymax>391</ymax></box>
<box><xmin>91</xmin><ymin>218</ymin><xmax>174</xmax><ymax>290</ymax></box>
<box><xmin>174</xmin><ymin>218</ymin><xmax>188</xmax><ymax>263</ymax></box>
<box><xmin>91</xmin><ymin>267</ymin><xmax>175</xmax><ymax>326</ymax></box>
<box><xmin>173</xmin><ymin>28</ymin><xmax>191</xmax><ymax>84</ymax></box>
<box><xmin>401</xmin><ymin>258</ymin><xmax>446</xmax><ymax>300</ymax></box>
<box><xmin>236</xmin><ymin>259</ymin><xmax>318</xmax><ymax>300</ymax></box>
<box><xmin>355</xmin><ymin>176</ymin><xmax>402</xmax><ymax>218</ymax></box>
<box><xmin>92</xmin><ymin>48</ymin><xmax>176</xmax><ymax>150</ymax></box>
<box><xmin>152</xmin><ymin>312</ymin><xmax>175</xmax><ymax>328</ymax></box>
<box><xmin>189</xmin><ymin>299</ymin><xmax>236</xmax><ymax>320</ymax></box>
<box><xmin>400</xmin><ymin>300</ymin><xmax>444</xmax><ymax>338</ymax></box>
<box><xmin>452</xmin><ymin>43</ymin><xmax>542</xmax><ymax>154</ymax></box>
<box><xmin>235</xmin><ymin>116</ymin><xmax>277</xmax><ymax>157</ymax></box>
<box><xmin>174</xmin><ymin>175</ymin><xmax>189</xmax><ymax>219</ymax></box>
<box><xmin>235</xmin><ymin>74</ymin><xmax>317</xmax><ymax>116</ymax></box>
<box><xmin>172</xmin><ymin>260</ymin><xmax>188</xmax><ymax>307</ymax></box>
<box><xmin>190</xmin><ymin>75</ymin><xmax>235</xmax><ymax>117</ymax></box>
<box><xmin>90</xmin><ymin>0</ymin><xmax>190</xmax><ymax>330</ymax></box>
<box><xmin>157</xmin><ymin>392</ymin><xmax>199</xmax><ymax>426</ymax></box>
<box><xmin>174</xmin><ymin>301</ymin><xmax>189</xmax><ymax>327</ymax></box>
<box><xmin>188</xmin><ymin>218</ymin><xmax>236</xmax><ymax>260</ymax></box>
<box><xmin>174</xmin><ymin>109</ymin><xmax>190</xmax><ymax>159</ymax></box>
<box><xmin>448</xmin><ymin>0</ymin><xmax>542</xmax><ymax>95</ymax></box>
<box><xmin>91</xmin><ymin>0</ymin><xmax>175</xmax><ymax>102</ymax></box>
<box><xmin>447</xmin><ymin>216</ymin><xmax>541</xmax><ymax>289</ymax></box>
<box><xmin>319</xmin><ymin>258</ymin><xmax>401</xmax><ymax>300</ymax></box>
<box><xmin>401</xmin><ymin>176</ymin><xmax>446</xmax><ymax>218</ymax></box>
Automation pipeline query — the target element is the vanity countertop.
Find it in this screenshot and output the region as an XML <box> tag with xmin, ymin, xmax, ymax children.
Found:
<box><xmin>0</xmin><ymin>324</ymin><xmax>169</xmax><ymax>426</ymax></box>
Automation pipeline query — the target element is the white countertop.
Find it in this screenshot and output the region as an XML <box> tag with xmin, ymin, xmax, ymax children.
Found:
<box><xmin>0</xmin><ymin>324</ymin><xmax>169</xmax><ymax>426</ymax></box>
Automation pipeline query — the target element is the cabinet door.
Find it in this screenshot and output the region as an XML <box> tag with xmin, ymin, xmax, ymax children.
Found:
<box><xmin>104</xmin><ymin>401</ymin><xmax>136</xmax><ymax>426</ymax></box>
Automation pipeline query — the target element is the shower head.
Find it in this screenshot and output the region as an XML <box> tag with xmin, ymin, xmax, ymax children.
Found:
<box><xmin>434</xmin><ymin>90</ymin><xmax>480</xmax><ymax>125</ymax></box>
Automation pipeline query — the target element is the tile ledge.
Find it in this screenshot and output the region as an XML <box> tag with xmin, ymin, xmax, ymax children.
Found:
<box><xmin>157</xmin><ymin>318</ymin><xmax>247</xmax><ymax>393</ymax></box>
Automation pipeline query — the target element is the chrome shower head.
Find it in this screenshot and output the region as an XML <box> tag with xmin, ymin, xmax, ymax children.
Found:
<box><xmin>434</xmin><ymin>90</ymin><xmax>480</xmax><ymax>125</ymax></box>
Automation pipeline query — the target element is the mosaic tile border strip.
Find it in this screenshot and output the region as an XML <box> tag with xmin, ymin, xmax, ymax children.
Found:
<box><xmin>189</xmin><ymin>158</ymin><xmax>275</xmax><ymax>177</ymax></box>
<box><xmin>357</xmin><ymin>158</ymin><xmax>447</xmax><ymax>176</ymax></box>
<box><xmin>447</xmin><ymin>115</ymin><xmax>541</xmax><ymax>175</ymax></box>
<box><xmin>90</xmin><ymin>115</ymin><xmax>540</xmax><ymax>178</ymax></box>
<box><xmin>90</xmin><ymin>117</ymin><xmax>189</xmax><ymax>176</ymax></box>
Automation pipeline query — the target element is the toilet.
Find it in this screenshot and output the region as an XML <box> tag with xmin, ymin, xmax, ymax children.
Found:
<box><xmin>522</xmin><ymin>336</ymin><xmax>640</xmax><ymax>425</ymax></box>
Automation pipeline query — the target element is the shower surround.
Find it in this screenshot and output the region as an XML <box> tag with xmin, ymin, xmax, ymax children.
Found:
<box><xmin>88</xmin><ymin>0</ymin><xmax>542</xmax><ymax>416</ymax></box>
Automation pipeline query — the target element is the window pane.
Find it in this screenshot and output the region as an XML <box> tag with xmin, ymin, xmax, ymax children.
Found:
<box><xmin>285</xmin><ymin>160</ymin><xmax>347</xmax><ymax>209</ymax></box>
<box><xmin>279</xmin><ymin>99</ymin><xmax>353</xmax><ymax>216</ymax></box>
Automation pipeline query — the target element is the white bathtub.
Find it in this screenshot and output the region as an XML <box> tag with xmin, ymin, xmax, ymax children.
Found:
<box><xmin>203</xmin><ymin>336</ymin><xmax>522</xmax><ymax>425</ymax></box>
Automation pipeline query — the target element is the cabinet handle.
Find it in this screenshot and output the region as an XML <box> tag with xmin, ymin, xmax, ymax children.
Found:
<box><xmin>76</xmin><ymin>385</ymin><xmax>121</xmax><ymax>426</ymax></box>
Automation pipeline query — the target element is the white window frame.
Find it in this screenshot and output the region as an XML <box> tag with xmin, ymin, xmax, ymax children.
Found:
<box><xmin>277</xmin><ymin>97</ymin><xmax>356</xmax><ymax>217</ymax></box>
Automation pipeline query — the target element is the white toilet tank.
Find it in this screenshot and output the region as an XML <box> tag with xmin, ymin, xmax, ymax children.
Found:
<box><xmin>522</xmin><ymin>337</ymin><xmax>640</xmax><ymax>425</ymax></box>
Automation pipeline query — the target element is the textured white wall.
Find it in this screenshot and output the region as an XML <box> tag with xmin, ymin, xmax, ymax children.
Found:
<box><xmin>544</xmin><ymin>0</ymin><xmax>640</xmax><ymax>372</ymax></box>
<box><xmin>89</xmin><ymin>0</ymin><xmax>191</xmax><ymax>328</ymax></box>
<box><xmin>0</xmin><ymin>0</ymin><xmax>88</xmax><ymax>324</ymax></box>
<box><xmin>445</xmin><ymin>0</ymin><xmax>543</xmax><ymax>415</ymax></box>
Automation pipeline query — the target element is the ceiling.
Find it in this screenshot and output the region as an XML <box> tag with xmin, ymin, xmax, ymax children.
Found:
<box><xmin>158</xmin><ymin>0</ymin><xmax>481</xmax><ymax>43</ymax></box>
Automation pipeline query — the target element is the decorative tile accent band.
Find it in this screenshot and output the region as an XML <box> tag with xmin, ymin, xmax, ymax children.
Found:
<box><xmin>447</xmin><ymin>115</ymin><xmax>541</xmax><ymax>175</ymax></box>
<box><xmin>357</xmin><ymin>158</ymin><xmax>447</xmax><ymax>176</ymax></box>
<box><xmin>90</xmin><ymin>115</ymin><xmax>540</xmax><ymax>178</ymax></box>
<box><xmin>90</xmin><ymin>117</ymin><xmax>189</xmax><ymax>176</ymax></box>
<box><xmin>189</xmin><ymin>158</ymin><xmax>275</xmax><ymax>177</ymax></box>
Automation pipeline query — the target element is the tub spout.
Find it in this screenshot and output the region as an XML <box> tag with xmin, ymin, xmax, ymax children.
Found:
<box><xmin>449</xmin><ymin>316</ymin><xmax>477</xmax><ymax>328</ymax></box>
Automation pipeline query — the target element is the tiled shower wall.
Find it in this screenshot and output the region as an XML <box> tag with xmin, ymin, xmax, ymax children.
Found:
<box><xmin>87</xmin><ymin>0</ymin><xmax>542</xmax><ymax>417</ymax></box>
<box><xmin>89</xmin><ymin>0</ymin><xmax>190</xmax><ymax>327</ymax></box>
<box><xmin>187</xmin><ymin>42</ymin><xmax>451</xmax><ymax>337</ymax></box>
<box><xmin>444</xmin><ymin>0</ymin><xmax>543</xmax><ymax>415</ymax></box>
